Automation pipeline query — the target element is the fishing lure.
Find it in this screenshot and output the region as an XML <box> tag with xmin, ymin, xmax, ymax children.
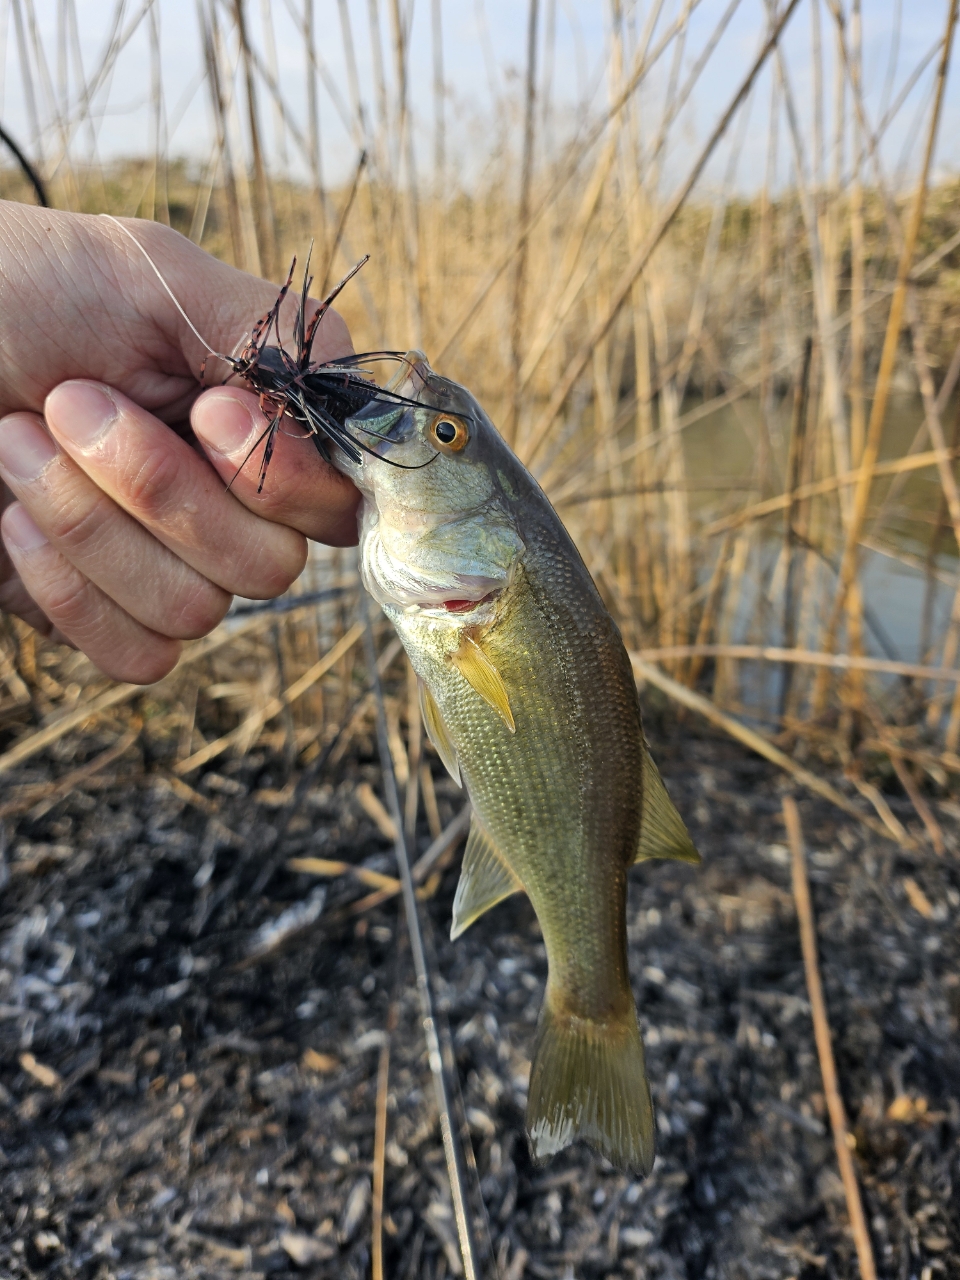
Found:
<box><xmin>107</xmin><ymin>217</ymin><xmax>435</xmax><ymax>492</ymax></box>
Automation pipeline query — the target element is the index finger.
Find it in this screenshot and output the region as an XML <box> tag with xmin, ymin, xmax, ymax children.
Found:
<box><xmin>43</xmin><ymin>380</ymin><xmax>308</xmax><ymax>599</ymax></box>
<box><xmin>191</xmin><ymin>386</ymin><xmax>361</xmax><ymax>546</ymax></box>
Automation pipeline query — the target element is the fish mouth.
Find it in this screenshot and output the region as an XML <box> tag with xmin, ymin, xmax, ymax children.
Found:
<box><xmin>414</xmin><ymin>587</ymin><xmax>501</xmax><ymax>617</ymax></box>
<box><xmin>360</xmin><ymin>519</ymin><xmax>517</xmax><ymax>614</ymax></box>
<box><xmin>439</xmin><ymin>591</ymin><xmax>498</xmax><ymax>614</ymax></box>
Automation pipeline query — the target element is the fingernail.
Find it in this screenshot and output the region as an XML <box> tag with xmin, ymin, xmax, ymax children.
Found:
<box><xmin>45</xmin><ymin>382</ymin><xmax>119</xmax><ymax>449</ymax></box>
<box><xmin>192</xmin><ymin>392</ymin><xmax>259</xmax><ymax>458</ymax></box>
<box><xmin>2</xmin><ymin>503</ymin><xmax>49</xmax><ymax>553</ymax></box>
<box><xmin>0</xmin><ymin>416</ymin><xmax>59</xmax><ymax>482</ymax></box>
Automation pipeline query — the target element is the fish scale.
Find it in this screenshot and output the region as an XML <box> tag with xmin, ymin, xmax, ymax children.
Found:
<box><xmin>336</xmin><ymin>351</ymin><xmax>700</xmax><ymax>1173</ymax></box>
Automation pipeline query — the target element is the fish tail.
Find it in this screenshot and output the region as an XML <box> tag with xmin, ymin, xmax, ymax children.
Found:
<box><xmin>526</xmin><ymin>995</ymin><xmax>655</xmax><ymax>1175</ymax></box>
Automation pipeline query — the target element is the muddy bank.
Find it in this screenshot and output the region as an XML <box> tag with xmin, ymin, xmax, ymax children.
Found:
<box><xmin>0</xmin><ymin>704</ymin><xmax>958</xmax><ymax>1279</ymax></box>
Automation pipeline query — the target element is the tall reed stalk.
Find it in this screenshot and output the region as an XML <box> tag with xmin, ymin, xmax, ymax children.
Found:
<box><xmin>3</xmin><ymin>0</ymin><xmax>960</xmax><ymax>834</ymax></box>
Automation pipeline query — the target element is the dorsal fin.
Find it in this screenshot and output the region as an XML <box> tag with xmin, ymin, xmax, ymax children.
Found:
<box><xmin>451</xmin><ymin>815</ymin><xmax>523</xmax><ymax>939</ymax></box>
<box><xmin>418</xmin><ymin>678</ymin><xmax>461</xmax><ymax>787</ymax></box>
<box><xmin>634</xmin><ymin>745</ymin><xmax>700</xmax><ymax>865</ymax></box>
<box><xmin>449</xmin><ymin>635</ymin><xmax>515</xmax><ymax>732</ymax></box>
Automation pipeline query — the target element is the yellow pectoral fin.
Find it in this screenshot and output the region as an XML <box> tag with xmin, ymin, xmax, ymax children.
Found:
<box><xmin>451</xmin><ymin>815</ymin><xmax>523</xmax><ymax>939</ymax></box>
<box><xmin>634</xmin><ymin>745</ymin><xmax>701</xmax><ymax>865</ymax></box>
<box><xmin>418</xmin><ymin>678</ymin><xmax>461</xmax><ymax>787</ymax></box>
<box><xmin>450</xmin><ymin>635</ymin><xmax>515</xmax><ymax>732</ymax></box>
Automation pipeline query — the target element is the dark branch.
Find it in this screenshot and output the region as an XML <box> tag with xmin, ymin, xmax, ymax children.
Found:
<box><xmin>0</xmin><ymin>122</ymin><xmax>49</xmax><ymax>208</ymax></box>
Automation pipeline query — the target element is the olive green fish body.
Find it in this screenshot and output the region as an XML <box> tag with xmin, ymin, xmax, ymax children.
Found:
<box><xmin>339</xmin><ymin>354</ymin><xmax>697</xmax><ymax>1172</ymax></box>
<box><xmin>394</xmin><ymin>525</ymin><xmax>641</xmax><ymax>1010</ymax></box>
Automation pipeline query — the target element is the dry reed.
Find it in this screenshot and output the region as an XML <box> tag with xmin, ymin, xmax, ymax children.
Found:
<box><xmin>782</xmin><ymin>796</ymin><xmax>879</xmax><ymax>1280</ymax></box>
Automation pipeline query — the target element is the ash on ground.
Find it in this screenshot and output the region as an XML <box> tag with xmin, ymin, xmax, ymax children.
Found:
<box><xmin>1</xmin><ymin>705</ymin><xmax>958</xmax><ymax>1279</ymax></box>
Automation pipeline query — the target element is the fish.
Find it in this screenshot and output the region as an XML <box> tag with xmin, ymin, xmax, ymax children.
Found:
<box><xmin>335</xmin><ymin>351</ymin><xmax>700</xmax><ymax>1174</ymax></box>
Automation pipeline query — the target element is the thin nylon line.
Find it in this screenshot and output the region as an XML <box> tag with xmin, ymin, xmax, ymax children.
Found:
<box><xmin>361</xmin><ymin>595</ymin><xmax>481</xmax><ymax>1280</ymax></box>
<box><xmin>101</xmin><ymin>213</ymin><xmax>223</xmax><ymax>358</ymax></box>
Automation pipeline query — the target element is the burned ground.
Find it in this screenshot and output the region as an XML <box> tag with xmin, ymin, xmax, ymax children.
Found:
<box><xmin>0</xmin><ymin>694</ymin><xmax>958</xmax><ymax>1280</ymax></box>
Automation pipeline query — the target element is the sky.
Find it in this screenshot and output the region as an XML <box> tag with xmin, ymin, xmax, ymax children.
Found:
<box><xmin>0</xmin><ymin>0</ymin><xmax>957</xmax><ymax>199</ymax></box>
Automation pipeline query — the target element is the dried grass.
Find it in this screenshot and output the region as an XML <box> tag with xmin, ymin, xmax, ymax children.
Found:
<box><xmin>3</xmin><ymin>6</ymin><xmax>960</xmax><ymax>1271</ymax></box>
<box><xmin>1</xmin><ymin>0</ymin><xmax>959</xmax><ymax>911</ymax></box>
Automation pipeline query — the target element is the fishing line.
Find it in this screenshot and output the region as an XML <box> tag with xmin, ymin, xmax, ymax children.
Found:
<box><xmin>360</xmin><ymin>593</ymin><xmax>481</xmax><ymax>1280</ymax></box>
<box><xmin>413</xmin><ymin>869</ymin><xmax>502</xmax><ymax>1278</ymax></box>
<box><xmin>226</xmin><ymin>584</ymin><xmax>356</xmax><ymax>617</ymax></box>
<box><xmin>102</xmin><ymin>214</ymin><xmax>224</xmax><ymax>358</ymax></box>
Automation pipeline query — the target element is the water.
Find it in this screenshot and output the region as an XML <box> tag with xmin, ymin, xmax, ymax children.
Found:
<box><xmin>681</xmin><ymin>391</ymin><xmax>958</xmax><ymax>667</ymax></box>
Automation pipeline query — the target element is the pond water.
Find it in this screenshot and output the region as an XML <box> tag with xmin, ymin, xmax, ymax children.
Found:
<box><xmin>681</xmin><ymin>391</ymin><xmax>958</xmax><ymax>667</ymax></box>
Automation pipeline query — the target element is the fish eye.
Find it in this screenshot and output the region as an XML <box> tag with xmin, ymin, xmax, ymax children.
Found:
<box><xmin>429</xmin><ymin>414</ymin><xmax>469</xmax><ymax>453</ymax></box>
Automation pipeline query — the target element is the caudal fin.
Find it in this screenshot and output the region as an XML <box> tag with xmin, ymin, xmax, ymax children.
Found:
<box><xmin>526</xmin><ymin>998</ymin><xmax>655</xmax><ymax>1174</ymax></box>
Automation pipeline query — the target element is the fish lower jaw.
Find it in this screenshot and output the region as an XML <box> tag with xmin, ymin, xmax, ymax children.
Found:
<box><xmin>400</xmin><ymin>591</ymin><xmax>500</xmax><ymax>622</ymax></box>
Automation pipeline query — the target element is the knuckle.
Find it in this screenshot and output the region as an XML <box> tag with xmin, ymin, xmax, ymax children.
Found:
<box><xmin>251</xmin><ymin>538</ymin><xmax>306</xmax><ymax>598</ymax></box>
<box><xmin>122</xmin><ymin>446</ymin><xmax>181</xmax><ymax>522</ymax></box>
<box><xmin>40</xmin><ymin>563</ymin><xmax>99</xmax><ymax>628</ymax></box>
<box><xmin>88</xmin><ymin>636</ymin><xmax>181</xmax><ymax>685</ymax></box>
<box><xmin>45</xmin><ymin>492</ymin><xmax>110</xmax><ymax>556</ymax></box>
<box><xmin>225</xmin><ymin>532</ymin><xmax>305</xmax><ymax>600</ymax></box>
<box><xmin>245</xmin><ymin>471</ymin><xmax>297</xmax><ymax>514</ymax></box>
<box><xmin>113</xmin><ymin>641</ymin><xmax>182</xmax><ymax>685</ymax></box>
<box><xmin>165</xmin><ymin>584</ymin><xmax>231</xmax><ymax>639</ymax></box>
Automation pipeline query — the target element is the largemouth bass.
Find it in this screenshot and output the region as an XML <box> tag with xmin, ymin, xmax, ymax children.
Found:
<box><xmin>337</xmin><ymin>353</ymin><xmax>700</xmax><ymax>1174</ymax></box>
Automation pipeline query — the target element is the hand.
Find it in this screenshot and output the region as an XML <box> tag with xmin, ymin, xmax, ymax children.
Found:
<box><xmin>0</xmin><ymin>203</ymin><xmax>360</xmax><ymax>683</ymax></box>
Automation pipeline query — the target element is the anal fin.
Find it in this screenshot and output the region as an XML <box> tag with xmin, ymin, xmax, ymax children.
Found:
<box><xmin>451</xmin><ymin>815</ymin><xmax>523</xmax><ymax>939</ymax></box>
<box><xmin>419</xmin><ymin>678</ymin><xmax>461</xmax><ymax>787</ymax></box>
<box><xmin>450</xmin><ymin>635</ymin><xmax>515</xmax><ymax>732</ymax></box>
<box><xmin>634</xmin><ymin>745</ymin><xmax>700</xmax><ymax>865</ymax></box>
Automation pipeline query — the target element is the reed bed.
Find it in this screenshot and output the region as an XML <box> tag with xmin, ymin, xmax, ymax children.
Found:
<box><xmin>3</xmin><ymin>1</ymin><xmax>960</xmax><ymax>844</ymax></box>
<box><xmin>1</xmin><ymin>4</ymin><xmax>960</xmax><ymax>1277</ymax></box>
